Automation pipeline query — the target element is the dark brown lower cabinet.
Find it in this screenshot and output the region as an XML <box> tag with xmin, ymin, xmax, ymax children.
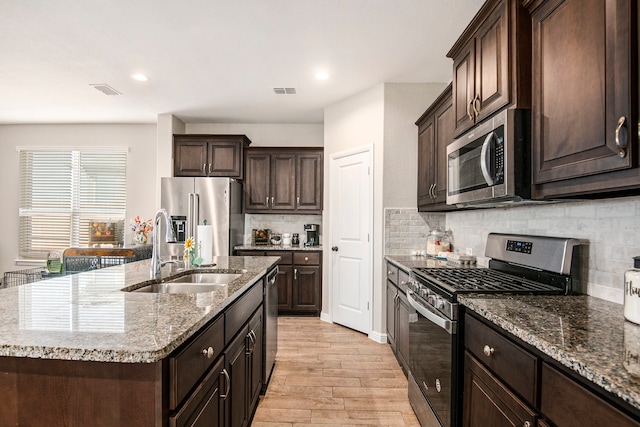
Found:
<box><xmin>540</xmin><ymin>362</ymin><xmax>640</xmax><ymax>427</ymax></box>
<box><xmin>170</xmin><ymin>356</ymin><xmax>224</xmax><ymax>427</ymax></box>
<box><xmin>463</xmin><ymin>351</ymin><xmax>537</xmax><ymax>427</ymax></box>
<box><xmin>225</xmin><ymin>324</ymin><xmax>249</xmax><ymax>427</ymax></box>
<box><xmin>224</xmin><ymin>307</ymin><xmax>264</xmax><ymax>427</ymax></box>
<box><xmin>247</xmin><ymin>309</ymin><xmax>263</xmax><ymax>415</ymax></box>
<box><xmin>236</xmin><ymin>250</ymin><xmax>322</xmax><ymax>315</ymax></box>
<box><xmin>293</xmin><ymin>264</ymin><xmax>321</xmax><ymax>314</ymax></box>
<box><xmin>464</xmin><ymin>312</ymin><xmax>640</xmax><ymax>427</ymax></box>
<box><xmin>385</xmin><ymin>262</ymin><xmax>410</xmax><ymax>375</ymax></box>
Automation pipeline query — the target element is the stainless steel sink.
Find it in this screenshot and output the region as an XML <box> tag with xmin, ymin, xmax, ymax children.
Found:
<box><xmin>131</xmin><ymin>271</ymin><xmax>245</xmax><ymax>294</ymax></box>
<box><xmin>167</xmin><ymin>273</ymin><xmax>242</xmax><ymax>284</ymax></box>
<box><xmin>132</xmin><ymin>282</ymin><xmax>229</xmax><ymax>294</ymax></box>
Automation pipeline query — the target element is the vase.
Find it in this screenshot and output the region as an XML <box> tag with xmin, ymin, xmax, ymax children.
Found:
<box><xmin>134</xmin><ymin>231</ymin><xmax>147</xmax><ymax>245</ymax></box>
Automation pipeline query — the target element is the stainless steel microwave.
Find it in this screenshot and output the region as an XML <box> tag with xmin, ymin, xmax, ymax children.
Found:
<box><xmin>446</xmin><ymin>108</ymin><xmax>531</xmax><ymax>207</ymax></box>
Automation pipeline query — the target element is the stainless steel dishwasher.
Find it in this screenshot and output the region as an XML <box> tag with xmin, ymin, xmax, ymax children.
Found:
<box><xmin>262</xmin><ymin>266</ymin><xmax>278</xmax><ymax>392</ymax></box>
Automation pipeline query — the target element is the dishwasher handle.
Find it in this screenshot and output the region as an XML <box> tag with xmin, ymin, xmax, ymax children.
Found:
<box><xmin>266</xmin><ymin>267</ymin><xmax>278</xmax><ymax>285</ymax></box>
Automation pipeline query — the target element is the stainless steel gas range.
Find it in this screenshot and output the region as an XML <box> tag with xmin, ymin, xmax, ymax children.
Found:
<box><xmin>406</xmin><ymin>233</ymin><xmax>580</xmax><ymax>427</ymax></box>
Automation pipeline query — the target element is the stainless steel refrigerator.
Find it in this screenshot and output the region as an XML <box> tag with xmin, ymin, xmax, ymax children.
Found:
<box><xmin>160</xmin><ymin>177</ymin><xmax>244</xmax><ymax>259</ymax></box>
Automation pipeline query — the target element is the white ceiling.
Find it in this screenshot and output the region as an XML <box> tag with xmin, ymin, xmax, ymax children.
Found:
<box><xmin>1</xmin><ymin>0</ymin><xmax>484</xmax><ymax>125</ymax></box>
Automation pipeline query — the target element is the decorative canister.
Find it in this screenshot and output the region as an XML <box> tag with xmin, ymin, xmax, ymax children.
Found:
<box><xmin>624</xmin><ymin>256</ymin><xmax>640</xmax><ymax>324</ymax></box>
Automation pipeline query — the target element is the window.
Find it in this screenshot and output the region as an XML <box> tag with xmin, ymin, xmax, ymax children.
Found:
<box><xmin>18</xmin><ymin>149</ymin><xmax>127</xmax><ymax>259</ymax></box>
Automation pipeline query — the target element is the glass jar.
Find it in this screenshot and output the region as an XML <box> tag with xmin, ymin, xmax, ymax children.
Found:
<box><xmin>624</xmin><ymin>256</ymin><xmax>640</xmax><ymax>324</ymax></box>
<box><xmin>426</xmin><ymin>228</ymin><xmax>450</xmax><ymax>256</ymax></box>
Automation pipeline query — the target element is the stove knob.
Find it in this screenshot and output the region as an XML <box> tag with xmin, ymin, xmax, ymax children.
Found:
<box><xmin>428</xmin><ymin>295</ymin><xmax>436</xmax><ymax>306</ymax></box>
<box><xmin>434</xmin><ymin>296</ymin><xmax>445</xmax><ymax>310</ymax></box>
<box><xmin>420</xmin><ymin>288</ymin><xmax>429</xmax><ymax>298</ymax></box>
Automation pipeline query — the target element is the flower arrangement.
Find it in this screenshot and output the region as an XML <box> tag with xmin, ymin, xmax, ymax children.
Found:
<box><xmin>130</xmin><ymin>216</ymin><xmax>153</xmax><ymax>244</ymax></box>
<box><xmin>130</xmin><ymin>216</ymin><xmax>153</xmax><ymax>234</ymax></box>
<box><xmin>184</xmin><ymin>237</ymin><xmax>202</xmax><ymax>267</ymax></box>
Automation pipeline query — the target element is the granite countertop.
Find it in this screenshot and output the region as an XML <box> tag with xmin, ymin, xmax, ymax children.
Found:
<box><xmin>0</xmin><ymin>255</ymin><xmax>278</xmax><ymax>364</ymax></box>
<box><xmin>385</xmin><ymin>254</ymin><xmax>450</xmax><ymax>270</ymax></box>
<box><xmin>460</xmin><ymin>294</ymin><xmax>640</xmax><ymax>411</ymax></box>
<box><xmin>235</xmin><ymin>244</ymin><xmax>323</xmax><ymax>252</ymax></box>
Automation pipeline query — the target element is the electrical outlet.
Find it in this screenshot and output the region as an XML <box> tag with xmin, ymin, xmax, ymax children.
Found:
<box><xmin>465</xmin><ymin>247</ymin><xmax>473</xmax><ymax>256</ymax></box>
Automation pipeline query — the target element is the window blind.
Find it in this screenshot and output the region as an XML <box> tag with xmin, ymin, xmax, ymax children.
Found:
<box><xmin>19</xmin><ymin>150</ymin><xmax>127</xmax><ymax>259</ymax></box>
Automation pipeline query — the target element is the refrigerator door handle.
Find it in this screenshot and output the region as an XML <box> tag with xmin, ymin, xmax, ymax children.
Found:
<box><xmin>187</xmin><ymin>193</ymin><xmax>200</xmax><ymax>241</ymax></box>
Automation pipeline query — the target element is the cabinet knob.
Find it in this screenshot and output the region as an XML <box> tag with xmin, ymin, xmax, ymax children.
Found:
<box><xmin>332</xmin><ymin>246</ymin><xmax>339</xmax><ymax>252</ymax></box>
<box><xmin>523</xmin><ymin>422</ymin><xmax>531</xmax><ymax>427</ymax></box>
<box><xmin>202</xmin><ymin>346</ymin><xmax>214</xmax><ymax>358</ymax></box>
<box><xmin>304</xmin><ymin>256</ymin><xmax>309</xmax><ymax>261</ymax></box>
<box><xmin>483</xmin><ymin>345</ymin><xmax>495</xmax><ymax>357</ymax></box>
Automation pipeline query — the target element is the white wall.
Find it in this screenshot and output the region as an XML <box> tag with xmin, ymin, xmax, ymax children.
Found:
<box><xmin>324</xmin><ymin>84</ymin><xmax>385</xmax><ymax>332</ymax></box>
<box><xmin>184</xmin><ymin>123</ymin><xmax>323</xmax><ymax>147</ymax></box>
<box><xmin>323</xmin><ymin>83</ymin><xmax>446</xmax><ymax>340</ymax></box>
<box><xmin>0</xmin><ymin>124</ymin><xmax>157</xmax><ymax>276</ymax></box>
<box><xmin>383</xmin><ymin>83</ymin><xmax>448</xmax><ymax>207</ymax></box>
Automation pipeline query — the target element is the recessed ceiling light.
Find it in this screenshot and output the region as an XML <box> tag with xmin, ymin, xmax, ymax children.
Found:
<box><xmin>131</xmin><ymin>73</ymin><xmax>148</xmax><ymax>82</ymax></box>
<box><xmin>315</xmin><ymin>71</ymin><xmax>329</xmax><ymax>80</ymax></box>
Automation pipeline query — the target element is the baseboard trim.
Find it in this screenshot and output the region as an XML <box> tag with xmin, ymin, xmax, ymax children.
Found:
<box><xmin>369</xmin><ymin>330</ymin><xmax>387</xmax><ymax>344</ymax></box>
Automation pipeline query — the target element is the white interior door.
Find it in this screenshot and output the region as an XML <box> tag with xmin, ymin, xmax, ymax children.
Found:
<box><xmin>330</xmin><ymin>146</ymin><xmax>373</xmax><ymax>334</ymax></box>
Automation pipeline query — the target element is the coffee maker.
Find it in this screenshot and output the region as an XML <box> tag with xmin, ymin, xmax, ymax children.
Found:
<box><xmin>304</xmin><ymin>224</ymin><xmax>319</xmax><ymax>246</ymax></box>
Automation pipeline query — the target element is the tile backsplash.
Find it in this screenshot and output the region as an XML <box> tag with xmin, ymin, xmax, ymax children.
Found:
<box><xmin>385</xmin><ymin>196</ymin><xmax>640</xmax><ymax>304</ymax></box>
<box><xmin>244</xmin><ymin>214</ymin><xmax>323</xmax><ymax>246</ymax></box>
<box><xmin>384</xmin><ymin>208</ymin><xmax>445</xmax><ymax>254</ymax></box>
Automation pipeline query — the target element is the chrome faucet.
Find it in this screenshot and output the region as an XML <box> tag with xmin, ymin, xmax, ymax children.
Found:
<box><xmin>150</xmin><ymin>208</ymin><xmax>177</xmax><ymax>279</ymax></box>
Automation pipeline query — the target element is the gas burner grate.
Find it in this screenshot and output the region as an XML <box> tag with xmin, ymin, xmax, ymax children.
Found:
<box><xmin>413</xmin><ymin>267</ymin><xmax>563</xmax><ymax>294</ymax></box>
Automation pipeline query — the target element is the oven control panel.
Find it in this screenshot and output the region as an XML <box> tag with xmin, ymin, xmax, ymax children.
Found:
<box><xmin>506</xmin><ymin>239</ymin><xmax>533</xmax><ymax>254</ymax></box>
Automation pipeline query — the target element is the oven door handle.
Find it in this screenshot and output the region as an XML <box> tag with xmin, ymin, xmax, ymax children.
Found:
<box><xmin>406</xmin><ymin>290</ymin><xmax>456</xmax><ymax>335</ymax></box>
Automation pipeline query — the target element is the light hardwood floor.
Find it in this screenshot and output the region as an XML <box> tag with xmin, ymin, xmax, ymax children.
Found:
<box><xmin>252</xmin><ymin>316</ymin><xmax>420</xmax><ymax>427</ymax></box>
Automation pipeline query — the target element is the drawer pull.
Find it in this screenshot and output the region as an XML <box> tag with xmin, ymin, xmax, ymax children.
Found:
<box><xmin>221</xmin><ymin>368</ymin><xmax>231</xmax><ymax>400</ymax></box>
<box><xmin>523</xmin><ymin>422</ymin><xmax>531</xmax><ymax>427</ymax></box>
<box><xmin>483</xmin><ymin>345</ymin><xmax>495</xmax><ymax>357</ymax></box>
<box><xmin>388</xmin><ymin>270</ymin><xmax>393</xmax><ymax>275</ymax></box>
<box><xmin>304</xmin><ymin>256</ymin><xmax>309</xmax><ymax>261</ymax></box>
<box><xmin>202</xmin><ymin>346</ymin><xmax>215</xmax><ymax>359</ymax></box>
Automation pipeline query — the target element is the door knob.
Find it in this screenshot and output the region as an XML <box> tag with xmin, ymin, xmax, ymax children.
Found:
<box><xmin>331</xmin><ymin>246</ymin><xmax>339</xmax><ymax>251</ymax></box>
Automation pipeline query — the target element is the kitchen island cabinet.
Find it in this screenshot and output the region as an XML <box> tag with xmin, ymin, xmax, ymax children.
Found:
<box><xmin>460</xmin><ymin>295</ymin><xmax>640</xmax><ymax>426</ymax></box>
<box><xmin>0</xmin><ymin>256</ymin><xmax>278</xmax><ymax>426</ymax></box>
<box><xmin>525</xmin><ymin>0</ymin><xmax>639</xmax><ymax>199</ymax></box>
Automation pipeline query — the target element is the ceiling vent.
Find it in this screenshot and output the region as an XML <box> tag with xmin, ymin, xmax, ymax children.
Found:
<box><xmin>273</xmin><ymin>87</ymin><xmax>296</xmax><ymax>95</ymax></box>
<box><xmin>90</xmin><ymin>84</ymin><xmax>122</xmax><ymax>96</ymax></box>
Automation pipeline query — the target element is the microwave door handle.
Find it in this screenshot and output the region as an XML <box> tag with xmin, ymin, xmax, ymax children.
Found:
<box><xmin>480</xmin><ymin>132</ymin><xmax>495</xmax><ymax>186</ymax></box>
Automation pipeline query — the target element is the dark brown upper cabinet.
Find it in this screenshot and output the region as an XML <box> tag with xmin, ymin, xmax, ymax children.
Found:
<box><xmin>244</xmin><ymin>147</ymin><xmax>323</xmax><ymax>214</ymax></box>
<box><xmin>173</xmin><ymin>134</ymin><xmax>251</xmax><ymax>179</ymax></box>
<box><xmin>525</xmin><ymin>0</ymin><xmax>639</xmax><ymax>199</ymax></box>
<box><xmin>447</xmin><ymin>0</ymin><xmax>532</xmax><ymax>138</ymax></box>
<box><xmin>416</xmin><ymin>84</ymin><xmax>458</xmax><ymax>212</ymax></box>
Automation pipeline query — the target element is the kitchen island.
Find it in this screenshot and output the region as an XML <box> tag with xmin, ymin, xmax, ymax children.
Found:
<box><xmin>0</xmin><ymin>255</ymin><xmax>279</xmax><ymax>426</ymax></box>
